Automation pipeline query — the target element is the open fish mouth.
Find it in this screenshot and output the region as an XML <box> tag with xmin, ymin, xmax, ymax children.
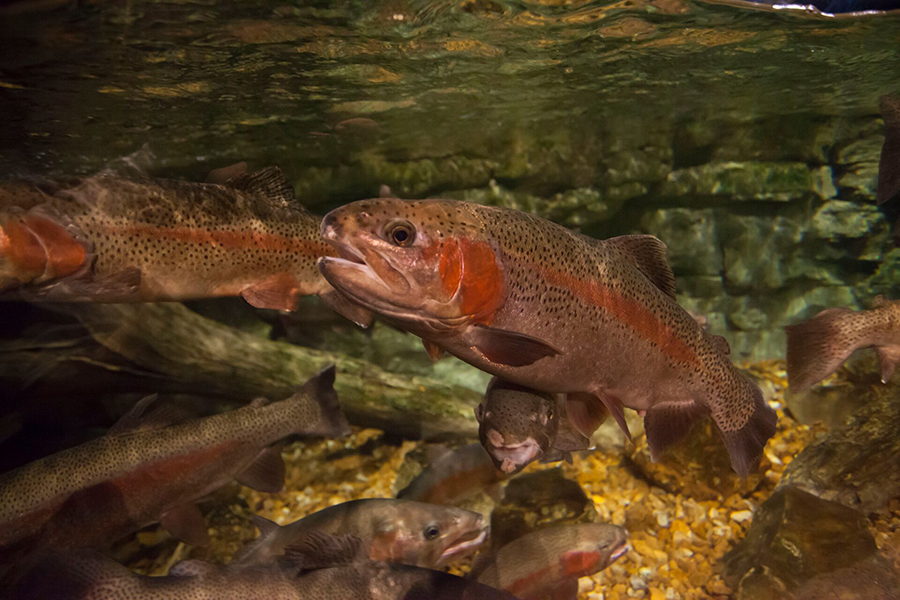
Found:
<box><xmin>486</xmin><ymin>434</ymin><xmax>542</xmax><ymax>474</ymax></box>
<box><xmin>609</xmin><ymin>540</ymin><xmax>630</xmax><ymax>562</ymax></box>
<box><xmin>439</xmin><ymin>527</ymin><xmax>489</xmax><ymax>563</ymax></box>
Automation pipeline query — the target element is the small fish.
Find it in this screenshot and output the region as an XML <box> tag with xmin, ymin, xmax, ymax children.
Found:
<box><xmin>11</xmin><ymin>534</ymin><xmax>519</xmax><ymax>600</ymax></box>
<box><xmin>878</xmin><ymin>94</ymin><xmax>900</xmax><ymax>205</ymax></box>
<box><xmin>232</xmin><ymin>498</ymin><xmax>487</xmax><ymax>569</ymax></box>
<box><xmin>473</xmin><ymin>523</ymin><xmax>629</xmax><ymax>600</ymax></box>
<box><xmin>785</xmin><ymin>295</ymin><xmax>900</xmax><ymax>393</ymax></box>
<box><xmin>317</xmin><ymin>199</ymin><xmax>776</xmax><ymax>475</ymax></box>
<box><xmin>397</xmin><ymin>443</ymin><xmax>507</xmax><ymax>505</ymax></box>
<box><xmin>0</xmin><ymin>166</ymin><xmax>371</xmax><ymax>326</ymax></box>
<box><xmin>475</xmin><ymin>379</ymin><xmax>590</xmax><ymax>475</ymax></box>
<box><xmin>0</xmin><ymin>367</ymin><xmax>349</xmax><ymax>572</ymax></box>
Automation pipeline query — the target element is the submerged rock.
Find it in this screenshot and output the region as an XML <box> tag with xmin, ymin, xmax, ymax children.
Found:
<box><xmin>658</xmin><ymin>162</ymin><xmax>837</xmax><ymax>202</ymax></box>
<box><xmin>724</xmin><ymin>486</ymin><xmax>878</xmax><ymax>594</ymax></box>
<box><xmin>778</xmin><ymin>387</ymin><xmax>900</xmax><ymax>514</ymax></box>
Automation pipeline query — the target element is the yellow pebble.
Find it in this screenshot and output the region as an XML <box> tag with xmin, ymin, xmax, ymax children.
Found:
<box><xmin>650</xmin><ymin>588</ymin><xmax>666</xmax><ymax>600</ymax></box>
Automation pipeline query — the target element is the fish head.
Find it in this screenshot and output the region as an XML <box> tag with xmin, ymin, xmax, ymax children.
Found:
<box><xmin>560</xmin><ymin>524</ymin><xmax>630</xmax><ymax>578</ymax></box>
<box><xmin>369</xmin><ymin>501</ymin><xmax>488</xmax><ymax>569</ymax></box>
<box><xmin>318</xmin><ymin>199</ymin><xmax>505</xmax><ymax>334</ymax></box>
<box><xmin>476</xmin><ymin>381</ymin><xmax>559</xmax><ymax>475</ymax></box>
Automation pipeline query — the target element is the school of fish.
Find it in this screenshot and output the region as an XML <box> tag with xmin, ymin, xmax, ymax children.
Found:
<box><xmin>1</xmin><ymin>92</ymin><xmax>898</xmax><ymax>599</ymax></box>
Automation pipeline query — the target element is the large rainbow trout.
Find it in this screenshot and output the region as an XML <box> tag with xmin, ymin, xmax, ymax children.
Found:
<box><xmin>317</xmin><ymin>199</ymin><xmax>776</xmax><ymax>475</ymax></box>
<box><xmin>0</xmin><ymin>165</ymin><xmax>369</xmax><ymax>324</ymax></box>
<box><xmin>0</xmin><ymin>367</ymin><xmax>349</xmax><ymax>573</ymax></box>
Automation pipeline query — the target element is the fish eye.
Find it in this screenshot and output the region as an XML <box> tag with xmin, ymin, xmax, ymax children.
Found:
<box><xmin>424</xmin><ymin>523</ymin><xmax>441</xmax><ymax>540</ymax></box>
<box><xmin>385</xmin><ymin>220</ymin><xmax>416</xmax><ymax>247</ymax></box>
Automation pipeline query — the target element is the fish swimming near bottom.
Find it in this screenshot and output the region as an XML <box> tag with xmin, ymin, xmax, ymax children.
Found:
<box><xmin>785</xmin><ymin>296</ymin><xmax>900</xmax><ymax>393</ymax></box>
<box><xmin>11</xmin><ymin>533</ymin><xmax>519</xmax><ymax>600</ymax></box>
<box><xmin>473</xmin><ymin>523</ymin><xmax>628</xmax><ymax>600</ymax></box>
<box><xmin>0</xmin><ymin>165</ymin><xmax>370</xmax><ymax>326</ymax></box>
<box><xmin>476</xmin><ymin>379</ymin><xmax>591</xmax><ymax>475</ymax></box>
<box><xmin>396</xmin><ymin>443</ymin><xmax>507</xmax><ymax>505</ymax></box>
<box><xmin>317</xmin><ymin>198</ymin><xmax>775</xmax><ymax>475</ymax></box>
<box><xmin>877</xmin><ymin>94</ymin><xmax>900</xmax><ymax>205</ymax></box>
<box><xmin>231</xmin><ymin>498</ymin><xmax>487</xmax><ymax>569</ymax></box>
<box><xmin>0</xmin><ymin>367</ymin><xmax>349</xmax><ymax>573</ymax></box>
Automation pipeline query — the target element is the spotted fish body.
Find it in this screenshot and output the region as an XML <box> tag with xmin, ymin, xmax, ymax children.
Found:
<box><xmin>11</xmin><ymin>549</ymin><xmax>520</xmax><ymax>600</ymax></box>
<box><xmin>397</xmin><ymin>443</ymin><xmax>507</xmax><ymax>505</ymax></box>
<box><xmin>474</xmin><ymin>524</ymin><xmax>628</xmax><ymax>600</ymax></box>
<box><xmin>232</xmin><ymin>498</ymin><xmax>487</xmax><ymax>568</ymax></box>
<box><xmin>0</xmin><ymin>168</ymin><xmax>368</xmax><ymax>322</ymax></box>
<box><xmin>785</xmin><ymin>296</ymin><xmax>900</xmax><ymax>393</ymax></box>
<box><xmin>317</xmin><ymin>199</ymin><xmax>777</xmax><ymax>476</ymax></box>
<box><xmin>0</xmin><ymin>368</ymin><xmax>349</xmax><ymax>571</ymax></box>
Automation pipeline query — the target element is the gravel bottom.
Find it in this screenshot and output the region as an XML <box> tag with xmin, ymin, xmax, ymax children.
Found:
<box><xmin>117</xmin><ymin>361</ymin><xmax>897</xmax><ymax>600</ymax></box>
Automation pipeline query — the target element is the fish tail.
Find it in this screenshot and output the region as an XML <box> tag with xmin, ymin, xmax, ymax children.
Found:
<box><xmin>785</xmin><ymin>307</ymin><xmax>857</xmax><ymax>393</ymax></box>
<box><xmin>296</xmin><ymin>365</ymin><xmax>351</xmax><ymax>437</ymax></box>
<box><xmin>713</xmin><ymin>375</ymin><xmax>777</xmax><ymax>477</ymax></box>
<box><xmin>877</xmin><ymin>94</ymin><xmax>900</xmax><ymax>205</ymax></box>
<box><xmin>10</xmin><ymin>551</ymin><xmax>121</xmax><ymax>600</ymax></box>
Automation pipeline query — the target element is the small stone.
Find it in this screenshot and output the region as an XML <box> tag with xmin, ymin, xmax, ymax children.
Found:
<box><xmin>731</xmin><ymin>510</ymin><xmax>753</xmax><ymax>523</ymax></box>
<box><xmin>649</xmin><ymin>589</ymin><xmax>665</xmax><ymax>600</ymax></box>
<box><xmin>656</xmin><ymin>511</ymin><xmax>671</xmax><ymax>528</ymax></box>
<box><xmin>630</xmin><ymin>576</ymin><xmax>649</xmax><ymax>591</ymax></box>
<box><xmin>665</xmin><ymin>588</ymin><xmax>679</xmax><ymax>600</ymax></box>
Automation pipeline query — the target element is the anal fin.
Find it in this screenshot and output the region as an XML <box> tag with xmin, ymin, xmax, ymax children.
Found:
<box><xmin>235</xmin><ymin>446</ymin><xmax>286</xmax><ymax>493</ymax></box>
<box><xmin>160</xmin><ymin>504</ymin><xmax>209</xmax><ymax>547</ymax></box>
<box><xmin>423</xmin><ymin>339</ymin><xmax>446</xmax><ymax>361</ymax></box>
<box><xmin>643</xmin><ymin>402</ymin><xmax>706</xmax><ymax>461</ymax></box>
<box><xmin>714</xmin><ymin>378</ymin><xmax>777</xmax><ymax>477</ymax></box>
<box><xmin>241</xmin><ymin>273</ymin><xmax>301</xmax><ymax>311</ymax></box>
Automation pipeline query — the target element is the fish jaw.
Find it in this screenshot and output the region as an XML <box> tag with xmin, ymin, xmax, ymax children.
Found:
<box><xmin>484</xmin><ymin>430</ymin><xmax>543</xmax><ymax>474</ymax></box>
<box><xmin>437</xmin><ymin>525</ymin><xmax>489</xmax><ymax>566</ymax></box>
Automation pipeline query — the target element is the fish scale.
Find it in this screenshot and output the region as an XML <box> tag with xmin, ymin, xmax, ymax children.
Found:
<box><xmin>317</xmin><ymin>198</ymin><xmax>777</xmax><ymax>476</ymax></box>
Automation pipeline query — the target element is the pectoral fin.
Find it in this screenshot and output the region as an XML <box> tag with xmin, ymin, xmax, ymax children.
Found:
<box><xmin>467</xmin><ymin>325</ymin><xmax>561</xmax><ymax>367</ymax></box>
<box><xmin>423</xmin><ymin>339</ymin><xmax>446</xmax><ymax>361</ymax></box>
<box><xmin>235</xmin><ymin>446</ymin><xmax>286</xmax><ymax>493</ymax></box>
<box><xmin>283</xmin><ymin>531</ymin><xmax>365</xmax><ymax>572</ymax></box>
<box><xmin>160</xmin><ymin>504</ymin><xmax>209</xmax><ymax>547</ymax></box>
<box><xmin>320</xmin><ymin>289</ymin><xmax>373</xmax><ymax>328</ymax></box>
<box><xmin>566</xmin><ymin>393</ymin><xmax>615</xmax><ymax>440</ymax></box>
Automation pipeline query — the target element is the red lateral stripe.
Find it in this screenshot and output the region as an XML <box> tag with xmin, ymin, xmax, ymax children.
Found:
<box><xmin>532</xmin><ymin>260</ymin><xmax>698</xmax><ymax>367</ymax></box>
<box><xmin>105</xmin><ymin>224</ymin><xmax>332</xmax><ymax>256</ymax></box>
<box><xmin>506</xmin><ymin>562</ymin><xmax>561</xmax><ymax>597</ymax></box>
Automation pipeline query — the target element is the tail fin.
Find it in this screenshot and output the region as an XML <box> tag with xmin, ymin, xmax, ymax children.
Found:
<box><xmin>297</xmin><ymin>364</ymin><xmax>351</xmax><ymax>437</ymax></box>
<box><xmin>785</xmin><ymin>307</ymin><xmax>856</xmax><ymax>393</ymax></box>
<box><xmin>877</xmin><ymin>94</ymin><xmax>900</xmax><ymax>205</ymax></box>
<box><xmin>10</xmin><ymin>551</ymin><xmax>126</xmax><ymax>600</ymax></box>
<box><xmin>716</xmin><ymin>377</ymin><xmax>777</xmax><ymax>477</ymax></box>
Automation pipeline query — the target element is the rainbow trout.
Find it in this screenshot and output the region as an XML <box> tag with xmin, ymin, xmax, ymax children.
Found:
<box><xmin>396</xmin><ymin>443</ymin><xmax>507</xmax><ymax>505</ymax></box>
<box><xmin>476</xmin><ymin>378</ymin><xmax>590</xmax><ymax>475</ymax></box>
<box><xmin>232</xmin><ymin>498</ymin><xmax>487</xmax><ymax>568</ymax></box>
<box><xmin>317</xmin><ymin>199</ymin><xmax>776</xmax><ymax>475</ymax></box>
<box><xmin>0</xmin><ymin>367</ymin><xmax>349</xmax><ymax>572</ymax></box>
<box><xmin>0</xmin><ymin>165</ymin><xmax>369</xmax><ymax>325</ymax></box>
<box><xmin>12</xmin><ymin>535</ymin><xmax>518</xmax><ymax>600</ymax></box>
<box><xmin>473</xmin><ymin>523</ymin><xmax>628</xmax><ymax>600</ymax></box>
<box><xmin>785</xmin><ymin>295</ymin><xmax>900</xmax><ymax>393</ymax></box>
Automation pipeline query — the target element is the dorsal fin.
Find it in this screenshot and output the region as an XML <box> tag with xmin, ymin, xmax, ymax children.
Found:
<box><xmin>709</xmin><ymin>334</ymin><xmax>731</xmax><ymax>356</ymax></box>
<box><xmin>227</xmin><ymin>167</ymin><xmax>299</xmax><ymax>208</ymax></box>
<box><xmin>282</xmin><ymin>532</ymin><xmax>365</xmax><ymax>572</ymax></box>
<box><xmin>601</xmin><ymin>235</ymin><xmax>677</xmax><ymax>300</ymax></box>
<box><xmin>108</xmin><ymin>394</ymin><xmax>191</xmax><ymax>435</ymax></box>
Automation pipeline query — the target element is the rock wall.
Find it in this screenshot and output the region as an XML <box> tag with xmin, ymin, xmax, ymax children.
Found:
<box><xmin>294</xmin><ymin>114</ymin><xmax>893</xmax><ymax>361</ymax></box>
